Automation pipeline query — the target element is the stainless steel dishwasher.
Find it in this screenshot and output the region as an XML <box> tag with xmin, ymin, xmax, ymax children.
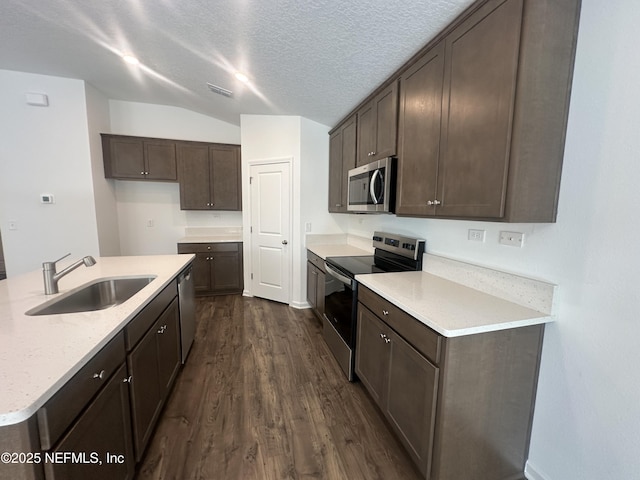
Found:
<box><xmin>177</xmin><ymin>264</ymin><xmax>195</xmax><ymax>363</ymax></box>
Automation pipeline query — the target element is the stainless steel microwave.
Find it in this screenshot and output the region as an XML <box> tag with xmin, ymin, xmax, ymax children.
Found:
<box><xmin>347</xmin><ymin>157</ymin><xmax>395</xmax><ymax>213</ymax></box>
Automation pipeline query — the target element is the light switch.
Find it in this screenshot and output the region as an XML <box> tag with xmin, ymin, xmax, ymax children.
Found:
<box><xmin>40</xmin><ymin>194</ymin><xmax>55</xmax><ymax>204</ymax></box>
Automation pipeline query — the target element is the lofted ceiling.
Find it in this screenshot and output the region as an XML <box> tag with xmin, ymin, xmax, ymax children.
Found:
<box><xmin>0</xmin><ymin>0</ymin><xmax>474</xmax><ymax>127</ymax></box>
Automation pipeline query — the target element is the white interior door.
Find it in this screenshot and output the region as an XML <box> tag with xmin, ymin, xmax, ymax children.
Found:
<box><xmin>249</xmin><ymin>161</ymin><xmax>291</xmax><ymax>304</ymax></box>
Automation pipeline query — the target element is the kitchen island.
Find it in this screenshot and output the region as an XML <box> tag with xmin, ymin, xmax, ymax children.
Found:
<box><xmin>0</xmin><ymin>254</ymin><xmax>194</xmax><ymax>480</ymax></box>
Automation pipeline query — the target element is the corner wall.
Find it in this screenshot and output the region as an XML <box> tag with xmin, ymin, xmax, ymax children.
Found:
<box><xmin>0</xmin><ymin>70</ymin><xmax>100</xmax><ymax>275</ymax></box>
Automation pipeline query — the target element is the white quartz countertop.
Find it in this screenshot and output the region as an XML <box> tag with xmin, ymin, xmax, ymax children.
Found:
<box><xmin>307</xmin><ymin>244</ymin><xmax>371</xmax><ymax>260</ymax></box>
<box><xmin>178</xmin><ymin>234</ymin><xmax>243</xmax><ymax>243</ymax></box>
<box><xmin>356</xmin><ymin>271</ymin><xmax>552</xmax><ymax>338</ymax></box>
<box><xmin>0</xmin><ymin>254</ymin><xmax>194</xmax><ymax>426</ymax></box>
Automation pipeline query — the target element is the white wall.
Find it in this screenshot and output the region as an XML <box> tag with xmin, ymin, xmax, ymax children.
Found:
<box><xmin>85</xmin><ymin>83</ymin><xmax>121</xmax><ymax>256</ymax></box>
<box><xmin>344</xmin><ymin>0</ymin><xmax>640</xmax><ymax>478</ymax></box>
<box><xmin>0</xmin><ymin>70</ymin><xmax>100</xmax><ymax>275</ymax></box>
<box><xmin>240</xmin><ymin>115</ymin><xmax>345</xmax><ymax>306</ymax></box>
<box><xmin>109</xmin><ymin>101</ymin><xmax>242</xmax><ymax>255</ymax></box>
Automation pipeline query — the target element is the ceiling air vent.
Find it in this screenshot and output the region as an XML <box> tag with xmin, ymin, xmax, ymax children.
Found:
<box><xmin>207</xmin><ymin>82</ymin><xmax>233</xmax><ymax>98</ymax></box>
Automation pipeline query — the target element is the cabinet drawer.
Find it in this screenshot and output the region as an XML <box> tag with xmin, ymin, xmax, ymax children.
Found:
<box><xmin>358</xmin><ymin>286</ymin><xmax>441</xmax><ymax>364</ymax></box>
<box><xmin>125</xmin><ymin>279</ymin><xmax>177</xmax><ymax>350</ymax></box>
<box><xmin>307</xmin><ymin>251</ymin><xmax>326</xmax><ymax>272</ymax></box>
<box><xmin>178</xmin><ymin>242</ymin><xmax>240</xmax><ymax>254</ymax></box>
<box><xmin>37</xmin><ymin>332</ymin><xmax>126</xmax><ymax>450</ymax></box>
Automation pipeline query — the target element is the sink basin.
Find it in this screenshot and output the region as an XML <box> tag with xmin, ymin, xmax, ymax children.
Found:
<box><xmin>26</xmin><ymin>276</ymin><xmax>156</xmax><ymax>316</ymax></box>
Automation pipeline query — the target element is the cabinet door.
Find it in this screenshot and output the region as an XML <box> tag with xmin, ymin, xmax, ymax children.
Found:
<box><xmin>177</xmin><ymin>143</ymin><xmax>211</xmax><ymax>210</ymax></box>
<box><xmin>356</xmin><ymin>100</ymin><xmax>376</xmax><ymax>166</ymax></box>
<box><xmin>386</xmin><ymin>330</ymin><xmax>439</xmax><ymax>476</ymax></box>
<box><xmin>210</xmin><ymin>145</ymin><xmax>241</xmax><ymax>211</ymax></box>
<box><xmin>211</xmin><ymin>251</ymin><xmax>243</xmax><ymax>293</ymax></box>
<box><xmin>328</xmin><ymin>115</ymin><xmax>357</xmax><ymax>212</ymax></box>
<box><xmin>315</xmin><ymin>269</ymin><xmax>325</xmax><ymax>316</ymax></box>
<box><xmin>373</xmin><ymin>81</ymin><xmax>399</xmax><ymax>160</ymax></box>
<box><xmin>396</xmin><ymin>42</ymin><xmax>445</xmax><ymax>216</ymax></box>
<box><xmin>437</xmin><ymin>0</ymin><xmax>523</xmax><ymax>218</ymax></box>
<box><xmin>355</xmin><ymin>305</ymin><xmax>390</xmax><ymax>406</ymax></box>
<box><xmin>144</xmin><ymin>140</ymin><xmax>177</xmax><ymax>181</ymax></box>
<box><xmin>156</xmin><ymin>299</ymin><xmax>181</xmax><ymax>398</ymax></box>
<box><xmin>192</xmin><ymin>252</ymin><xmax>213</xmax><ymax>295</ymax></box>
<box><xmin>44</xmin><ymin>364</ymin><xmax>135</xmax><ymax>480</ymax></box>
<box><xmin>306</xmin><ymin>261</ymin><xmax>318</xmax><ymax>309</ymax></box>
<box><xmin>127</xmin><ymin>326</ymin><xmax>162</xmax><ymax>461</ymax></box>
<box><xmin>108</xmin><ymin>137</ymin><xmax>145</xmax><ymax>179</ymax></box>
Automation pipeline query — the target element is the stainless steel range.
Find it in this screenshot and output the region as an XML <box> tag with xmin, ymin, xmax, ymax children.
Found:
<box><xmin>322</xmin><ymin>231</ymin><xmax>425</xmax><ymax>381</ymax></box>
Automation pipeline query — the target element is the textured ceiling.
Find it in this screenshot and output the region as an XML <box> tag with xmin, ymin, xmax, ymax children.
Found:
<box><xmin>0</xmin><ymin>0</ymin><xmax>473</xmax><ymax>127</ymax></box>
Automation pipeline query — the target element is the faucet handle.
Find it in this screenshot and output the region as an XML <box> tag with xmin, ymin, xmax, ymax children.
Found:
<box><xmin>43</xmin><ymin>253</ymin><xmax>71</xmax><ymax>270</ymax></box>
<box><xmin>53</xmin><ymin>253</ymin><xmax>71</xmax><ymax>264</ymax></box>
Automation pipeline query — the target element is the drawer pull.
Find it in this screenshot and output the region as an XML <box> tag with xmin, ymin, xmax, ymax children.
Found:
<box><xmin>380</xmin><ymin>333</ymin><xmax>387</xmax><ymax>340</ymax></box>
<box><xmin>93</xmin><ymin>370</ymin><xmax>105</xmax><ymax>380</ymax></box>
<box><xmin>157</xmin><ymin>325</ymin><xmax>167</xmax><ymax>334</ymax></box>
<box><xmin>384</xmin><ymin>337</ymin><xmax>391</xmax><ymax>344</ymax></box>
<box><xmin>123</xmin><ymin>375</ymin><xmax>132</xmax><ymax>384</ymax></box>
<box><xmin>382</xmin><ymin>310</ymin><xmax>389</xmax><ymax>316</ymax></box>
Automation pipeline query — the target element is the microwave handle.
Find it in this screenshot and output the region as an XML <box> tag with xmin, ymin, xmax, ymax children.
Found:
<box><xmin>370</xmin><ymin>169</ymin><xmax>381</xmax><ymax>204</ymax></box>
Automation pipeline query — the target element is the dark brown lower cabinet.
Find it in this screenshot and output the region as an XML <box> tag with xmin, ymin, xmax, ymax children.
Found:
<box><xmin>127</xmin><ymin>298</ymin><xmax>181</xmax><ymax>461</ymax></box>
<box><xmin>44</xmin><ymin>364</ymin><xmax>135</xmax><ymax>480</ymax></box>
<box><xmin>306</xmin><ymin>252</ymin><xmax>325</xmax><ymax>319</ymax></box>
<box><xmin>356</xmin><ymin>285</ymin><xmax>544</xmax><ymax>480</ymax></box>
<box><xmin>356</xmin><ymin>305</ymin><xmax>438</xmax><ymax>475</ymax></box>
<box><xmin>177</xmin><ymin>243</ymin><xmax>243</xmax><ymax>296</ymax></box>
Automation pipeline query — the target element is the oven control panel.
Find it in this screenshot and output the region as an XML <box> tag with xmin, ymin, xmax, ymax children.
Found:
<box><xmin>372</xmin><ymin>231</ymin><xmax>425</xmax><ymax>260</ymax></box>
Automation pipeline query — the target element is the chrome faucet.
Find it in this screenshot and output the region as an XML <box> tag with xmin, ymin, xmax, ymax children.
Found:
<box><xmin>43</xmin><ymin>253</ymin><xmax>96</xmax><ymax>295</ymax></box>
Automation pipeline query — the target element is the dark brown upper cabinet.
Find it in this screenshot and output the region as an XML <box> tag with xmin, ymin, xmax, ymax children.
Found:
<box><xmin>396</xmin><ymin>42</ymin><xmax>446</xmax><ymax>217</ymax></box>
<box><xmin>337</xmin><ymin>0</ymin><xmax>581</xmax><ymax>222</ymax></box>
<box><xmin>101</xmin><ymin>134</ymin><xmax>177</xmax><ymax>181</ymax></box>
<box><xmin>356</xmin><ymin>81</ymin><xmax>399</xmax><ymax>166</ymax></box>
<box><xmin>177</xmin><ymin>142</ymin><xmax>242</xmax><ymax>211</ymax></box>
<box><xmin>328</xmin><ymin>114</ymin><xmax>357</xmax><ymax>212</ymax></box>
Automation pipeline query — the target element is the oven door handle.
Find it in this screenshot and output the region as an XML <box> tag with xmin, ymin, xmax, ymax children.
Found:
<box><xmin>324</xmin><ymin>262</ymin><xmax>353</xmax><ymax>286</ymax></box>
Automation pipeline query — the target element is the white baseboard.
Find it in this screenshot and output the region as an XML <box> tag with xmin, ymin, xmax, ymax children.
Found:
<box><xmin>525</xmin><ymin>461</ymin><xmax>549</xmax><ymax>480</ymax></box>
<box><xmin>289</xmin><ymin>300</ymin><xmax>310</xmax><ymax>309</ymax></box>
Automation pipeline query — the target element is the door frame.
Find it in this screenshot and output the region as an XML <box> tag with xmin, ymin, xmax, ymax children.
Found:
<box><xmin>244</xmin><ymin>157</ymin><xmax>294</xmax><ymax>305</ymax></box>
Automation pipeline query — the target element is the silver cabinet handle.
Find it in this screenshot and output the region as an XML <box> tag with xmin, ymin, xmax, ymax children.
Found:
<box><xmin>379</xmin><ymin>333</ymin><xmax>386</xmax><ymax>339</ymax></box>
<box><xmin>123</xmin><ymin>375</ymin><xmax>132</xmax><ymax>383</ymax></box>
<box><xmin>282</xmin><ymin>240</ymin><xmax>288</xmax><ymax>245</ymax></box>
<box><xmin>157</xmin><ymin>325</ymin><xmax>167</xmax><ymax>334</ymax></box>
<box><xmin>384</xmin><ymin>337</ymin><xmax>391</xmax><ymax>344</ymax></box>
<box><xmin>427</xmin><ymin>200</ymin><xmax>442</xmax><ymax>206</ymax></box>
<box><xmin>382</xmin><ymin>310</ymin><xmax>389</xmax><ymax>316</ymax></box>
<box><xmin>93</xmin><ymin>370</ymin><xmax>105</xmax><ymax>380</ymax></box>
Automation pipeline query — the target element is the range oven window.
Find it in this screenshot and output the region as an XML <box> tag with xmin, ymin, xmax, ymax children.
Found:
<box><xmin>324</xmin><ymin>278</ymin><xmax>355</xmax><ymax>346</ymax></box>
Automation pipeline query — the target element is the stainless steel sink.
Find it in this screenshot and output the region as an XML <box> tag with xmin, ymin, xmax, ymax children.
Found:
<box><xmin>26</xmin><ymin>276</ymin><xmax>156</xmax><ymax>316</ymax></box>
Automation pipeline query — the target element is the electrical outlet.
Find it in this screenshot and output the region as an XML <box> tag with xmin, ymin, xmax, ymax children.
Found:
<box><xmin>305</xmin><ymin>222</ymin><xmax>312</xmax><ymax>233</ymax></box>
<box><xmin>499</xmin><ymin>231</ymin><xmax>524</xmax><ymax>247</ymax></box>
<box><xmin>468</xmin><ymin>229</ymin><xmax>485</xmax><ymax>242</ymax></box>
<box><xmin>146</xmin><ymin>219</ymin><xmax>154</xmax><ymax>228</ymax></box>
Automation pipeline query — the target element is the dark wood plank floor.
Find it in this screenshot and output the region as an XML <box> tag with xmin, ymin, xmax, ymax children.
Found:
<box><xmin>135</xmin><ymin>295</ymin><xmax>421</xmax><ymax>480</ymax></box>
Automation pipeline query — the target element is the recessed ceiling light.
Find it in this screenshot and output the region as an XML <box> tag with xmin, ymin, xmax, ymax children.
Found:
<box><xmin>122</xmin><ymin>54</ymin><xmax>140</xmax><ymax>66</ymax></box>
<box><xmin>234</xmin><ymin>72</ymin><xmax>249</xmax><ymax>83</ymax></box>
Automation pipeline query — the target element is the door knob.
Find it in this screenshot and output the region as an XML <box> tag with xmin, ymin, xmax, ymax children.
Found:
<box><xmin>282</xmin><ymin>240</ymin><xmax>288</xmax><ymax>245</ymax></box>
